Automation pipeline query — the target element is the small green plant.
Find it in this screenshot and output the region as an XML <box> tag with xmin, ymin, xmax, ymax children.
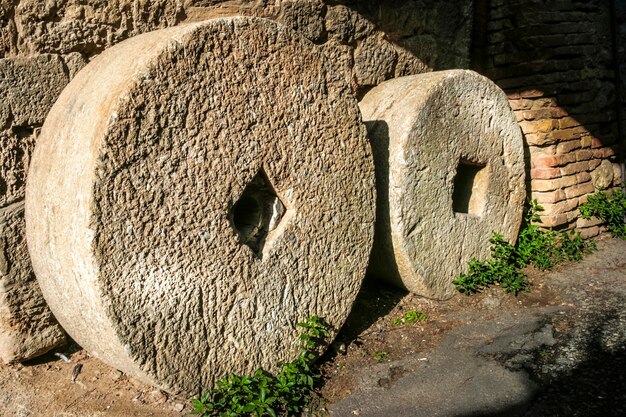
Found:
<box><xmin>192</xmin><ymin>315</ymin><xmax>329</xmax><ymax>417</ymax></box>
<box><xmin>392</xmin><ymin>310</ymin><xmax>427</xmax><ymax>326</ymax></box>
<box><xmin>453</xmin><ymin>200</ymin><xmax>595</xmax><ymax>296</ymax></box>
<box><xmin>374</xmin><ymin>351</ymin><xmax>389</xmax><ymax>362</ymax></box>
<box><xmin>539</xmin><ymin>347</ymin><xmax>552</xmax><ymax>360</ymax></box>
<box><xmin>453</xmin><ymin>233</ymin><xmax>528</xmax><ymax>295</ymax></box>
<box><xmin>579</xmin><ymin>187</ymin><xmax>626</xmax><ymax>238</ymax></box>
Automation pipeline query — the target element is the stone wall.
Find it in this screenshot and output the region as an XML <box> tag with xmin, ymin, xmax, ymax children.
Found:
<box><xmin>476</xmin><ymin>0</ymin><xmax>624</xmax><ymax>237</ymax></box>
<box><xmin>0</xmin><ymin>0</ymin><xmax>472</xmax><ymax>362</ymax></box>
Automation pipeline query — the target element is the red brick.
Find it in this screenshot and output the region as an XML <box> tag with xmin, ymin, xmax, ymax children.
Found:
<box><xmin>519</xmin><ymin>89</ymin><xmax>544</xmax><ymax>98</ymax></box>
<box><xmin>508</xmin><ymin>99</ymin><xmax>533</xmax><ymax>111</ymax></box>
<box><xmin>531</xmin><ymin>167</ymin><xmax>561</xmax><ymax>179</ymax></box>
<box><xmin>558</xmin><ymin>117</ymin><xmax>581</xmax><ymax>129</ymax></box>
<box><xmin>550</xmin><ymin>106</ymin><xmax>568</xmax><ymax>118</ymax></box>
<box><xmin>534</xmin><ymin>153</ymin><xmax>576</xmax><ymax>167</ymax></box>
<box><xmin>575</xmin><ymin>149</ymin><xmax>593</xmax><ymax>161</ymax></box>
<box><xmin>579</xmin><ymin>226</ymin><xmax>603</xmax><ymax>239</ymax></box>
<box><xmin>538</xmin><ymin>213</ymin><xmax>569</xmax><ymax>227</ymax></box>
<box><xmin>531</xmin><ymin>175</ymin><xmax>578</xmax><ymax>192</ymax></box>
<box><xmin>522</xmin><ymin>109</ymin><xmax>555</xmax><ymax>120</ymax></box>
<box><xmin>524</xmin><ymin>132</ymin><xmax>556</xmax><ymax>146</ymax></box>
<box><xmin>581</xmin><ymin>135</ymin><xmax>592</xmax><ymax>148</ymax></box>
<box><xmin>591</xmin><ymin>147</ymin><xmax>616</xmax><ymax>158</ymax></box>
<box><xmin>531</xmin><ymin>97</ymin><xmax>558</xmax><ymax>109</ymax></box>
<box><xmin>541</xmin><ymin>199</ymin><xmax>579</xmax><ymax>215</ymax></box>
<box><xmin>556</xmin><ymin>139</ymin><xmax>582</xmax><ymax>153</ymax></box>
<box><xmin>576</xmin><ymin>216</ymin><xmax>604</xmax><ymax>228</ymax></box>
<box><xmin>551</xmin><ymin>126</ymin><xmax>587</xmax><ymax>141</ymax></box>
<box><xmin>576</xmin><ymin>171</ymin><xmax>592</xmax><ymax>183</ymax></box>
<box><xmin>518</xmin><ymin>119</ymin><xmax>557</xmax><ymax>134</ymax></box>
<box><xmin>561</xmin><ymin>161</ymin><xmax>591</xmax><ymax>175</ymax></box>
<box><xmin>591</xmin><ymin>137</ymin><xmax>603</xmax><ymax>148</ymax></box>
<box><xmin>532</xmin><ymin>189</ymin><xmax>567</xmax><ymax>204</ymax></box>
<box><xmin>564</xmin><ymin>182</ymin><xmax>595</xmax><ymax>199</ymax></box>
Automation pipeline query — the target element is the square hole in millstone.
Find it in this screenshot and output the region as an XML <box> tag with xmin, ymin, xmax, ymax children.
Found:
<box><xmin>230</xmin><ymin>169</ymin><xmax>286</xmax><ymax>257</ymax></box>
<box><xmin>452</xmin><ymin>159</ymin><xmax>489</xmax><ymax>216</ymax></box>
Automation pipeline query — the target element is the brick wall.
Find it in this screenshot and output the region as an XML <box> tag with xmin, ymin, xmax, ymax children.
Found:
<box><xmin>477</xmin><ymin>0</ymin><xmax>624</xmax><ymax>237</ymax></box>
<box><xmin>617</xmin><ymin>0</ymin><xmax>626</xmax><ymax>172</ymax></box>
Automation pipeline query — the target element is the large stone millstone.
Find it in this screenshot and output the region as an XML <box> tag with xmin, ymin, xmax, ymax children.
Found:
<box><xmin>25</xmin><ymin>17</ymin><xmax>375</xmax><ymax>395</ymax></box>
<box><xmin>359</xmin><ymin>70</ymin><xmax>525</xmax><ymax>300</ymax></box>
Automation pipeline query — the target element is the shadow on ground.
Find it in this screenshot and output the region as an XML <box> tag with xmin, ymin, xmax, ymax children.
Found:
<box><xmin>458</xmin><ymin>294</ymin><xmax>626</xmax><ymax>417</ymax></box>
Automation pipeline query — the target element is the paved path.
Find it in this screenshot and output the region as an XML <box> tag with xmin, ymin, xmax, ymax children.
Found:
<box><xmin>330</xmin><ymin>238</ymin><xmax>626</xmax><ymax>417</ymax></box>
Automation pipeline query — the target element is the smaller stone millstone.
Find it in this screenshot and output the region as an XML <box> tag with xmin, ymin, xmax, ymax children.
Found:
<box><xmin>26</xmin><ymin>17</ymin><xmax>375</xmax><ymax>395</ymax></box>
<box><xmin>359</xmin><ymin>70</ymin><xmax>525</xmax><ymax>300</ymax></box>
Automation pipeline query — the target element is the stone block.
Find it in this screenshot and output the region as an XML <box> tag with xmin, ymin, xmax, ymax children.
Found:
<box><xmin>534</xmin><ymin>152</ymin><xmax>576</xmax><ymax>168</ymax></box>
<box><xmin>558</xmin><ymin>116</ymin><xmax>581</xmax><ymax>129</ymax></box>
<box><xmin>0</xmin><ymin>129</ymin><xmax>36</xmax><ymax>208</ymax></box>
<box><xmin>530</xmin><ymin>167</ymin><xmax>561</xmax><ymax>179</ymax></box>
<box><xmin>540</xmin><ymin>199</ymin><xmax>579</xmax><ymax>215</ymax></box>
<box><xmin>277</xmin><ymin>0</ymin><xmax>325</xmax><ymax>43</ymax></box>
<box><xmin>613</xmin><ymin>163</ymin><xmax>624</xmax><ymax>185</ymax></box>
<box><xmin>575</xmin><ymin>149</ymin><xmax>593</xmax><ymax>161</ymax></box>
<box><xmin>531</xmin><ymin>175</ymin><xmax>578</xmax><ymax>192</ymax></box>
<box><xmin>560</xmin><ymin>161</ymin><xmax>592</xmax><ymax>176</ymax></box>
<box><xmin>353</xmin><ymin>33</ymin><xmax>398</xmax><ymax>86</ymax></box>
<box><xmin>591</xmin><ymin>159</ymin><xmax>615</xmax><ymax>189</ymax></box>
<box><xmin>359</xmin><ymin>70</ymin><xmax>525</xmax><ymax>300</ymax></box>
<box><xmin>579</xmin><ymin>225</ymin><xmax>603</xmax><ymax>239</ymax></box>
<box><xmin>532</xmin><ymin>189</ymin><xmax>567</xmax><ymax>204</ymax></box>
<box><xmin>518</xmin><ymin>119</ymin><xmax>557</xmax><ymax>134</ymax></box>
<box><xmin>0</xmin><ymin>54</ymin><xmax>69</xmax><ymax>126</ymax></box>
<box><xmin>14</xmin><ymin>0</ymin><xmax>184</xmax><ymax>55</ymax></box>
<box><xmin>556</xmin><ymin>138</ymin><xmax>583</xmax><ymax>153</ymax></box>
<box><xmin>537</xmin><ymin>213</ymin><xmax>569</xmax><ymax>228</ymax></box>
<box><xmin>508</xmin><ymin>99</ymin><xmax>533</xmax><ymax>111</ymax></box>
<box><xmin>524</xmin><ymin>132</ymin><xmax>557</xmax><ymax>146</ymax></box>
<box><xmin>26</xmin><ymin>17</ymin><xmax>375</xmax><ymax>395</ymax></box>
<box><xmin>1</xmin><ymin>202</ymin><xmax>66</xmax><ymax>363</ymax></box>
<box><xmin>576</xmin><ymin>215</ymin><xmax>604</xmax><ymax>228</ymax></box>
<box><xmin>565</xmin><ymin>182</ymin><xmax>595</xmax><ymax>199</ymax></box>
<box><xmin>394</xmin><ymin>46</ymin><xmax>430</xmax><ymax>78</ymax></box>
<box><xmin>320</xmin><ymin>40</ymin><xmax>354</xmax><ymax>89</ymax></box>
<box><xmin>325</xmin><ymin>5</ymin><xmax>374</xmax><ymax>45</ymax></box>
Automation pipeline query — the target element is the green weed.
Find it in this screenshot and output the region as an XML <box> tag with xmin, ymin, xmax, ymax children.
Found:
<box><xmin>374</xmin><ymin>351</ymin><xmax>389</xmax><ymax>362</ymax></box>
<box><xmin>579</xmin><ymin>187</ymin><xmax>626</xmax><ymax>238</ymax></box>
<box><xmin>453</xmin><ymin>201</ymin><xmax>595</xmax><ymax>296</ymax></box>
<box><xmin>191</xmin><ymin>316</ymin><xmax>329</xmax><ymax>417</ymax></box>
<box><xmin>392</xmin><ymin>310</ymin><xmax>427</xmax><ymax>326</ymax></box>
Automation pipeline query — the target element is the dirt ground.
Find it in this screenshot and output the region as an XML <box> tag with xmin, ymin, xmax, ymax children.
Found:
<box><xmin>0</xmin><ymin>236</ymin><xmax>623</xmax><ymax>417</ymax></box>
<box><xmin>316</xmin><ymin>251</ymin><xmax>565</xmax><ymax>407</ymax></box>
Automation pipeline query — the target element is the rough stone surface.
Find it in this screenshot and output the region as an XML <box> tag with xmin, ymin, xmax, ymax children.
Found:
<box><xmin>12</xmin><ymin>0</ymin><xmax>184</xmax><ymax>56</ymax></box>
<box><xmin>0</xmin><ymin>201</ymin><xmax>66</xmax><ymax>363</ymax></box>
<box><xmin>0</xmin><ymin>54</ymin><xmax>73</xmax><ymax>364</ymax></box>
<box><xmin>0</xmin><ymin>0</ymin><xmax>459</xmax><ymax>366</ymax></box>
<box><xmin>359</xmin><ymin>70</ymin><xmax>526</xmax><ymax>299</ymax></box>
<box><xmin>0</xmin><ymin>54</ymin><xmax>70</xmax><ymax>127</ymax></box>
<box><xmin>353</xmin><ymin>33</ymin><xmax>398</xmax><ymax>87</ymax></box>
<box><xmin>26</xmin><ymin>17</ymin><xmax>375</xmax><ymax>395</ymax></box>
<box><xmin>0</xmin><ymin>129</ymin><xmax>36</xmax><ymax>208</ymax></box>
<box><xmin>276</xmin><ymin>0</ymin><xmax>325</xmax><ymax>43</ymax></box>
<box><xmin>343</xmin><ymin>0</ymin><xmax>474</xmax><ymax>70</ymax></box>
